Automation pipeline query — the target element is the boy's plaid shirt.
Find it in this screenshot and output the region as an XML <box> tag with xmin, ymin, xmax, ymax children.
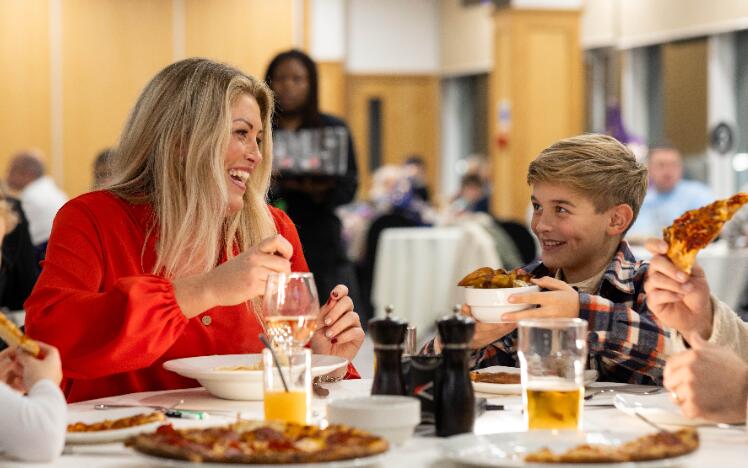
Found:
<box><xmin>421</xmin><ymin>241</ymin><xmax>668</xmax><ymax>385</ymax></box>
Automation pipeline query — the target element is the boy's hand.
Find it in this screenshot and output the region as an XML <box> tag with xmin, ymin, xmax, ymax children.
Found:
<box><xmin>664</xmin><ymin>334</ymin><xmax>748</xmax><ymax>424</ymax></box>
<box><xmin>502</xmin><ymin>277</ymin><xmax>580</xmax><ymax>320</ymax></box>
<box><xmin>462</xmin><ymin>305</ymin><xmax>517</xmax><ymax>349</ymax></box>
<box><xmin>643</xmin><ymin>238</ymin><xmax>713</xmax><ymax>341</ymax></box>
<box><xmin>16</xmin><ymin>342</ymin><xmax>63</xmax><ymax>390</ymax></box>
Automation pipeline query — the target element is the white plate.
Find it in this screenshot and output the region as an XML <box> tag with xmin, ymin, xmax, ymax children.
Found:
<box><xmin>442</xmin><ymin>431</ymin><xmax>694</xmax><ymax>467</ymax></box>
<box><xmin>135</xmin><ymin>451</ymin><xmax>387</xmax><ymax>467</ymax></box>
<box><xmin>614</xmin><ymin>393</ymin><xmax>711</xmax><ymax>426</ymax></box>
<box><xmin>472</xmin><ymin>365</ymin><xmax>598</xmax><ymax>395</ymax></box>
<box><xmin>66</xmin><ymin>407</ymin><xmax>165</xmax><ymax>445</ymax></box>
<box><xmin>163</xmin><ymin>354</ymin><xmax>348</xmax><ymax>401</ymax></box>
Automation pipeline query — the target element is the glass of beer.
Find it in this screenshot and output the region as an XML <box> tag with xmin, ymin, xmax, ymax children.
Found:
<box><xmin>263</xmin><ymin>348</ymin><xmax>311</xmax><ymax>425</ymax></box>
<box><xmin>518</xmin><ymin>318</ymin><xmax>588</xmax><ymax>431</ymax></box>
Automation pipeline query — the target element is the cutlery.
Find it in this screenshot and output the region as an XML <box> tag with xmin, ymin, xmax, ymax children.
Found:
<box><xmin>634</xmin><ymin>411</ymin><xmax>671</xmax><ymax>432</ymax></box>
<box><xmin>93</xmin><ymin>403</ymin><xmax>208</xmax><ymax>419</ymax></box>
<box><xmin>584</xmin><ymin>386</ymin><xmax>663</xmax><ymax>400</ymax></box>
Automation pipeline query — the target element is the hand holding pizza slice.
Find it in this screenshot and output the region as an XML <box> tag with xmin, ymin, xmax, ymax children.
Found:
<box><xmin>0</xmin><ymin>313</ymin><xmax>40</xmax><ymax>357</ymax></box>
<box><xmin>663</xmin><ymin>193</ymin><xmax>748</xmax><ymax>274</ymax></box>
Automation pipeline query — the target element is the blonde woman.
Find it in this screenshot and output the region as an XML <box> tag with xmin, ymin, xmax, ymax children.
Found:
<box><xmin>24</xmin><ymin>58</ymin><xmax>364</xmax><ymax>402</ymax></box>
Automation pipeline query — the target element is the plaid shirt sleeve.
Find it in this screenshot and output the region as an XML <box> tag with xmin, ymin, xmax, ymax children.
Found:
<box><xmin>578</xmin><ymin>291</ymin><xmax>667</xmax><ymax>385</ymax></box>
<box><xmin>419</xmin><ymin>334</ymin><xmax>518</xmax><ymax>369</ymax></box>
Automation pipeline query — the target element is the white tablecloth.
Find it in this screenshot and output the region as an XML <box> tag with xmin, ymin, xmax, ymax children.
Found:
<box><xmin>631</xmin><ymin>241</ymin><xmax>748</xmax><ymax>311</ymax></box>
<box><xmin>371</xmin><ymin>227</ymin><xmax>500</xmax><ymax>338</ymax></box>
<box><xmin>3</xmin><ymin>379</ymin><xmax>746</xmax><ymax>467</ymax></box>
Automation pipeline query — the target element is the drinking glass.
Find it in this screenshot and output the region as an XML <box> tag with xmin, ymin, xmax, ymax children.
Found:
<box><xmin>262</xmin><ymin>272</ymin><xmax>320</xmax><ymax>351</ymax></box>
<box><xmin>517</xmin><ymin>318</ymin><xmax>588</xmax><ymax>430</ymax></box>
<box><xmin>262</xmin><ymin>348</ymin><xmax>311</xmax><ymax>425</ymax></box>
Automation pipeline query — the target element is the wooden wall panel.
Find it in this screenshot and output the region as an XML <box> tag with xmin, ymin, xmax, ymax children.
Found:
<box><xmin>185</xmin><ymin>0</ymin><xmax>295</xmax><ymax>78</ymax></box>
<box><xmin>61</xmin><ymin>0</ymin><xmax>173</xmax><ymax>196</ymax></box>
<box><xmin>0</xmin><ymin>0</ymin><xmax>52</xmax><ymax>175</ymax></box>
<box><xmin>317</xmin><ymin>61</ymin><xmax>346</xmax><ymax>117</ymax></box>
<box><xmin>489</xmin><ymin>9</ymin><xmax>583</xmax><ymax>221</ymax></box>
<box><xmin>662</xmin><ymin>38</ymin><xmax>707</xmax><ymax>156</ymax></box>
<box><xmin>347</xmin><ymin>75</ymin><xmax>440</xmax><ymax>197</ymax></box>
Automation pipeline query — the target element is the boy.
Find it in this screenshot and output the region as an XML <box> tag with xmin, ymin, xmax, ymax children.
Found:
<box><xmin>423</xmin><ymin>134</ymin><xmax>667</xmax><ymax>384</ymax></box>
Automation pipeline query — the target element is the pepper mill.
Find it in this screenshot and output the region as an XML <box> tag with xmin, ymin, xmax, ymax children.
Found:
<box><xmin>368</xmin><ymin>305</ymin><xmax>408</xmax><ymax>396</ymax></box>
<box><xmin>435</xmin><ymin>305</ymin><xmax>476</xmax><ymax>437</ymax></box>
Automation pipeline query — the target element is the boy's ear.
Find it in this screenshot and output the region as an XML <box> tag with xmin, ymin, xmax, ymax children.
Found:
<box><xmin>607</xmin><ymin>204</ymin><xmax>634</xmax><ymax>236</ymax></box>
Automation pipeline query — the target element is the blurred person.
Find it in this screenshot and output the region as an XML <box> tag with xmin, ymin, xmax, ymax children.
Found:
<box><xmin>92</xmin><ymin>148</ymin><xmax>114</xmax><ymax>189</ymax></box>
<box><xmin>25</xmin><ymin>58</ymin><xmax>364</xmax><ymax>403</ymax></box>
<box><xmin>0</xmin><ymin>192</ymin><xmax>38</xmax><ymax>317</ymax></box>
<box><xmin>265</xmin><ymin>49</ymin><xmax>360</xmax><ymax>309</ymax></box>
<box><xmin>452</xmin><ymin>173</ymin><xmax>490</xmax><ymax>214</ymax></box>
<box><xmin>644</xmin><ymin>238</ymin><xmax>748</xmax><ymax>424</ymax></box>
<box><xmin>627</xmin><ymin>144</ymin><xmax>713</xmax><ymax>240</ymax></box>
<box><xmin>0</xmin><ymin>342</ymin><xmax>66</xmax><ymax>462</ymax></box>
<box><xmin>403</xmin><ymin>155</ymin><xmax>431</xmax><ymax>203</ymax></box>
<box><xmin>422</xmin><ymin>134</ymin><xmax>668</xmax><ymax>384</ymax></box>
<box><xmin>6</xmin><ymin>150</ymin><xmax>68</xmax><ymax>258</ymax></box>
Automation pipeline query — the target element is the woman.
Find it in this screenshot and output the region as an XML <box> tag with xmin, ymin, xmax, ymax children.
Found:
<box><xmin>24</xmin><ymin>58</ymin><xmax>364</xmax><ymax>403</ymax></box>
<box><xmin>264</xmin><ymin>50</ymin><xmax>360</xmax><ymax>309</ymax></box>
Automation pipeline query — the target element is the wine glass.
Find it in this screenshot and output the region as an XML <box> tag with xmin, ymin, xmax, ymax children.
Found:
<box><xmin>262</xmin><ymin>272</ymin><xmax>320</xmax><ymax>352</ymax></box>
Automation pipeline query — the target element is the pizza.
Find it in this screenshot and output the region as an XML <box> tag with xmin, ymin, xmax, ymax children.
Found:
<box><xmin>68</xmin><ymin>411</ymin><xmax>166</xmax><ymax>432</ymax></box>
<box><xmin>469</xmin><ymin>370</ymin><xmax>521</xmax><ymax>385</ymax></box>
<box><xmin>0</xmin><ymin>313</ymin><xmax>40</xmax><ymax>357</ymax></box>
<box><xmin>524</xmin><ymin>428</ymin><xmax>699</xmax><ymax>463</ymax></box>
<box><xmin>663</xmin><ymin>193</ymin><xmax>748</xmax><ymax>273</ymax></box>
<box><xmin>126</xmin><ymin>419</ymin><xmax>389</xmax><ymax>464</ymax></box>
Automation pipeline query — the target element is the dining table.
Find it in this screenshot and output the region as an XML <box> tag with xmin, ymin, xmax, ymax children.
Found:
<box><xmin>3</xmin><ymin>379</ymin><xmax>745</xmax><ymax>467</ymax></box>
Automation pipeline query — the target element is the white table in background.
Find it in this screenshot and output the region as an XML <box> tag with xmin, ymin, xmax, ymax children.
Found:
<box><xmin>2</xmin><ymin>379</ymin><xmax>745</xmax><ymax>467</ymax></box>
<box><xmin>371</xmin><ymin>227</ymin><xmax>500</xmax><ymax>336</ymax></box>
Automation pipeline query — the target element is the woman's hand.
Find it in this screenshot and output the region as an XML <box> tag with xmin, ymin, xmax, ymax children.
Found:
<box><xmin>664</xmin><ymin>335</ymin><xmax>748</xmax><ymax>424</ymax></box>
<box><xmin>310</xmin><ymin>285</ymin><xmax>365</xmax><ymax>376</ymax></box>
<box><xmin>174</xmin><ymin>234</ymin><xmax>293</xmax><ymax>319</ymax></box>
<box><xmin>643</xmin><ymin>238</ymin><xmax>713</xmax><ymax>342</ymax></box>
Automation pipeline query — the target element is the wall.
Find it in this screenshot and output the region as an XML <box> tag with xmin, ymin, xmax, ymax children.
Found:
<box><xmin>347</xmin><ymin>0</ymin><xmax>439</xmax><ymax>74</ymax></box>
<box><xmin>0</xmin><ymin>0</ymin><xmax>296</xmax><ymax>197</ymax></box>
<box><xmin>439</xmin><ymin>0</ymin><xmax>493</xmax><ymax>76</ymax></box>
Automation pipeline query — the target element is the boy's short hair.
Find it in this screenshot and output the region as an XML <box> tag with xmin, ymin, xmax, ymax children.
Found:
<box><xmin>527</xmin><ymin>134</ymin><xmax>648</xmax><ymax>222</ymax></box>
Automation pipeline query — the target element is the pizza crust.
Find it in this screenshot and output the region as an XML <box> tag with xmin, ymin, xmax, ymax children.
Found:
<box><xmin>0</xmin><ymin>314</ymin><xmax>40</xmax><ymax>357</ymax></box>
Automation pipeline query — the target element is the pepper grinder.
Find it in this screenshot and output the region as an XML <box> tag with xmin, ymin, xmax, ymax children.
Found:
<box><xmin>368</xmin><ymin>305</ymin><xmax>408</xmax><ymax>396</ymax></box>
<box><xmin>435</xmin><ymin>305</ymin><xmax>476</xmax><ymax>437</ymax></box>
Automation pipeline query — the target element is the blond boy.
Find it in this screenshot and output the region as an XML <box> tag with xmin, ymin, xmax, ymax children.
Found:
<box><xmin>424</xmin><ymin>134</ymin><xmax>667</xmax><ymax>384</ymax></box>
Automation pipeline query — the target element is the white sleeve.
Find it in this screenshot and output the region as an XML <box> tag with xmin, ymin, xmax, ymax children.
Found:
<box><xmin>0</xmin><ymin>380</ymin><xmax>67</xmax><ymax>462</ymax></box>
<box><xmin>707</xmin><ymin>298</ymin><xmax>748</xmax><ymax>363</ymax></box>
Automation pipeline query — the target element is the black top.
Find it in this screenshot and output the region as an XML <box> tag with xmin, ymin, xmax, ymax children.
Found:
<box><xmin>0</xmin><ymin>197</ymin><xmax>40</xmax><ymax>310</ymax></box>
<box><xmin>271</xmin><ymin>113</ymin><xmax>359</xmax><ymax>300</ymax></box>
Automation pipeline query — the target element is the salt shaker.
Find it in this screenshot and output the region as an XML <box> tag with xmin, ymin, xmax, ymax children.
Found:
<box><xmin>435</xmin><ymin>305</ymin><xmax>475</xmax><ymax>437</ymax></box>
<box><xmin>368</xmin><ymin>305</ymin><xmax>408</xmax><ymax>396</ymax></box>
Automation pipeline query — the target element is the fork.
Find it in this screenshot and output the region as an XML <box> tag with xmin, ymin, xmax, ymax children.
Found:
<box><xmin>584</xmin><ymin>386</ymin><xmax>663</xmax><ymax>400</ymax></box>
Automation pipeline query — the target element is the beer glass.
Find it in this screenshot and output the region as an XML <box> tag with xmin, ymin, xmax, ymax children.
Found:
<box><xmin>518</xmin><ymin>318</ymin><xmax>588</xmax><ymax>430</ymax></box>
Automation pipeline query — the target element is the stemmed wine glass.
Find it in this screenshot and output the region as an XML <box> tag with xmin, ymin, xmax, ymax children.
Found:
<box><xmin>261</xmin><ymin>272</ymin><xmax>320</xmax><ymax>352</ymax></box>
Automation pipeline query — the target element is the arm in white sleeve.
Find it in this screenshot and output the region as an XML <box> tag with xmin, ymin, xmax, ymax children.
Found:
<box><xmin>666</xmin><ymin>296</ymin><xmax>748</xmax><ymax>362</ymax></box>
<box><xmin>0</xmin><ymin>380</ymin><xmax>67</xmax><ymax>462</ymax></box>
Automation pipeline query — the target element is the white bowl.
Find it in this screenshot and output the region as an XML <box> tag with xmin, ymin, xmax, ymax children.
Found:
<box><xmin>326</xmin><ymin>396</ymin><xmax>420</xmax><ymax>445</ymax></box>
<box><xmin>162</xmin><ymin>354</ymin><xmax>348</xmax><ymax>401</ymax></box>
<box><xmin>462</xmin><ymin>285</ymin><xmax>540</xmax><ymax>322</ymax></box>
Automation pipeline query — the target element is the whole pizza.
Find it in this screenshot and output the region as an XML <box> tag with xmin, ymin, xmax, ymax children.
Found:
<box><xmin>126</xmin><ymin>419</ymin><xmax>389</xmax><ymax>464</ymax></box>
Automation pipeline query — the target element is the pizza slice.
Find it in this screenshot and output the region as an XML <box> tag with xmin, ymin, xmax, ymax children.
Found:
<box><xmin>663</xmin><ymin>192</ymin><xmax>748</xmax><ymax>273</ymax></box>
<box><xmin>0</xmin><ymin>313</ymin><xmax>40</xmax><ymax>357</ymax></box>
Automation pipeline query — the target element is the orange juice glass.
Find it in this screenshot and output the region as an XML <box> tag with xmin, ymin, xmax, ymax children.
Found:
<box><xmin>262</xmin><ymin>348</ymin><xmax>311</xmax><ymax>424</ymax></box>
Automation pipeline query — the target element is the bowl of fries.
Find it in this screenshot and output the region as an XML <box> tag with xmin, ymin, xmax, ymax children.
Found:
<box><xmin>458</xmin><ymin>267</ymin><xmax>539</xmax><ymax>323</ymax></box>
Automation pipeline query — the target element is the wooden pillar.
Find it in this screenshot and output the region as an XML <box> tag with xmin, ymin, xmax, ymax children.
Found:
<box><xmin>488</xmin><ymin>8</ymin><xmax>584</xmax><ymax>221</ymax></box>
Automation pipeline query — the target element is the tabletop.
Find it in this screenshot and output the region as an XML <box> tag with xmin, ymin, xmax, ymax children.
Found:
<box><xmin>2</xmin><ymin>379</ymin><xmax>746</xmax><ymax>467</ymax></box>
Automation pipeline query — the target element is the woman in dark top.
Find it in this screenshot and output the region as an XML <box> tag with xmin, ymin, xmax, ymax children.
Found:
<box><xmin>265</xmin><ymin>50</ymin><xmax>360</xmax><ymax>307</ymax></box>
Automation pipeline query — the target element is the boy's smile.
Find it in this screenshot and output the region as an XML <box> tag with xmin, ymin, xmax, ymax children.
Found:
<box><xmin>530</xmin><ymin>182</ymin><xmax>621</xmax><ymax>283</ymax></box>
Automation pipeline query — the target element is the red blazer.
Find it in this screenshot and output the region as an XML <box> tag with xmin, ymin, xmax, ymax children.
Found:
<box><xmin>25</xmin><ymin>191</ymin><xmax>356</xmax><ymax>403</ymax></box>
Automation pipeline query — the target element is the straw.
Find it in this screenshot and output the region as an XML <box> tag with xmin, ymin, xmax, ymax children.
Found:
<box><xmin>259</xmin><ymin>334</ymin><xmax>289</xmax><ymax>392</ymax></box>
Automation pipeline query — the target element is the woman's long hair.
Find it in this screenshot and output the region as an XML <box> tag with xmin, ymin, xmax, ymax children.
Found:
<box><xmin>107</xmin><ymin>58</ymin><xmax>276</xmax><ymax>279</ymax></box>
